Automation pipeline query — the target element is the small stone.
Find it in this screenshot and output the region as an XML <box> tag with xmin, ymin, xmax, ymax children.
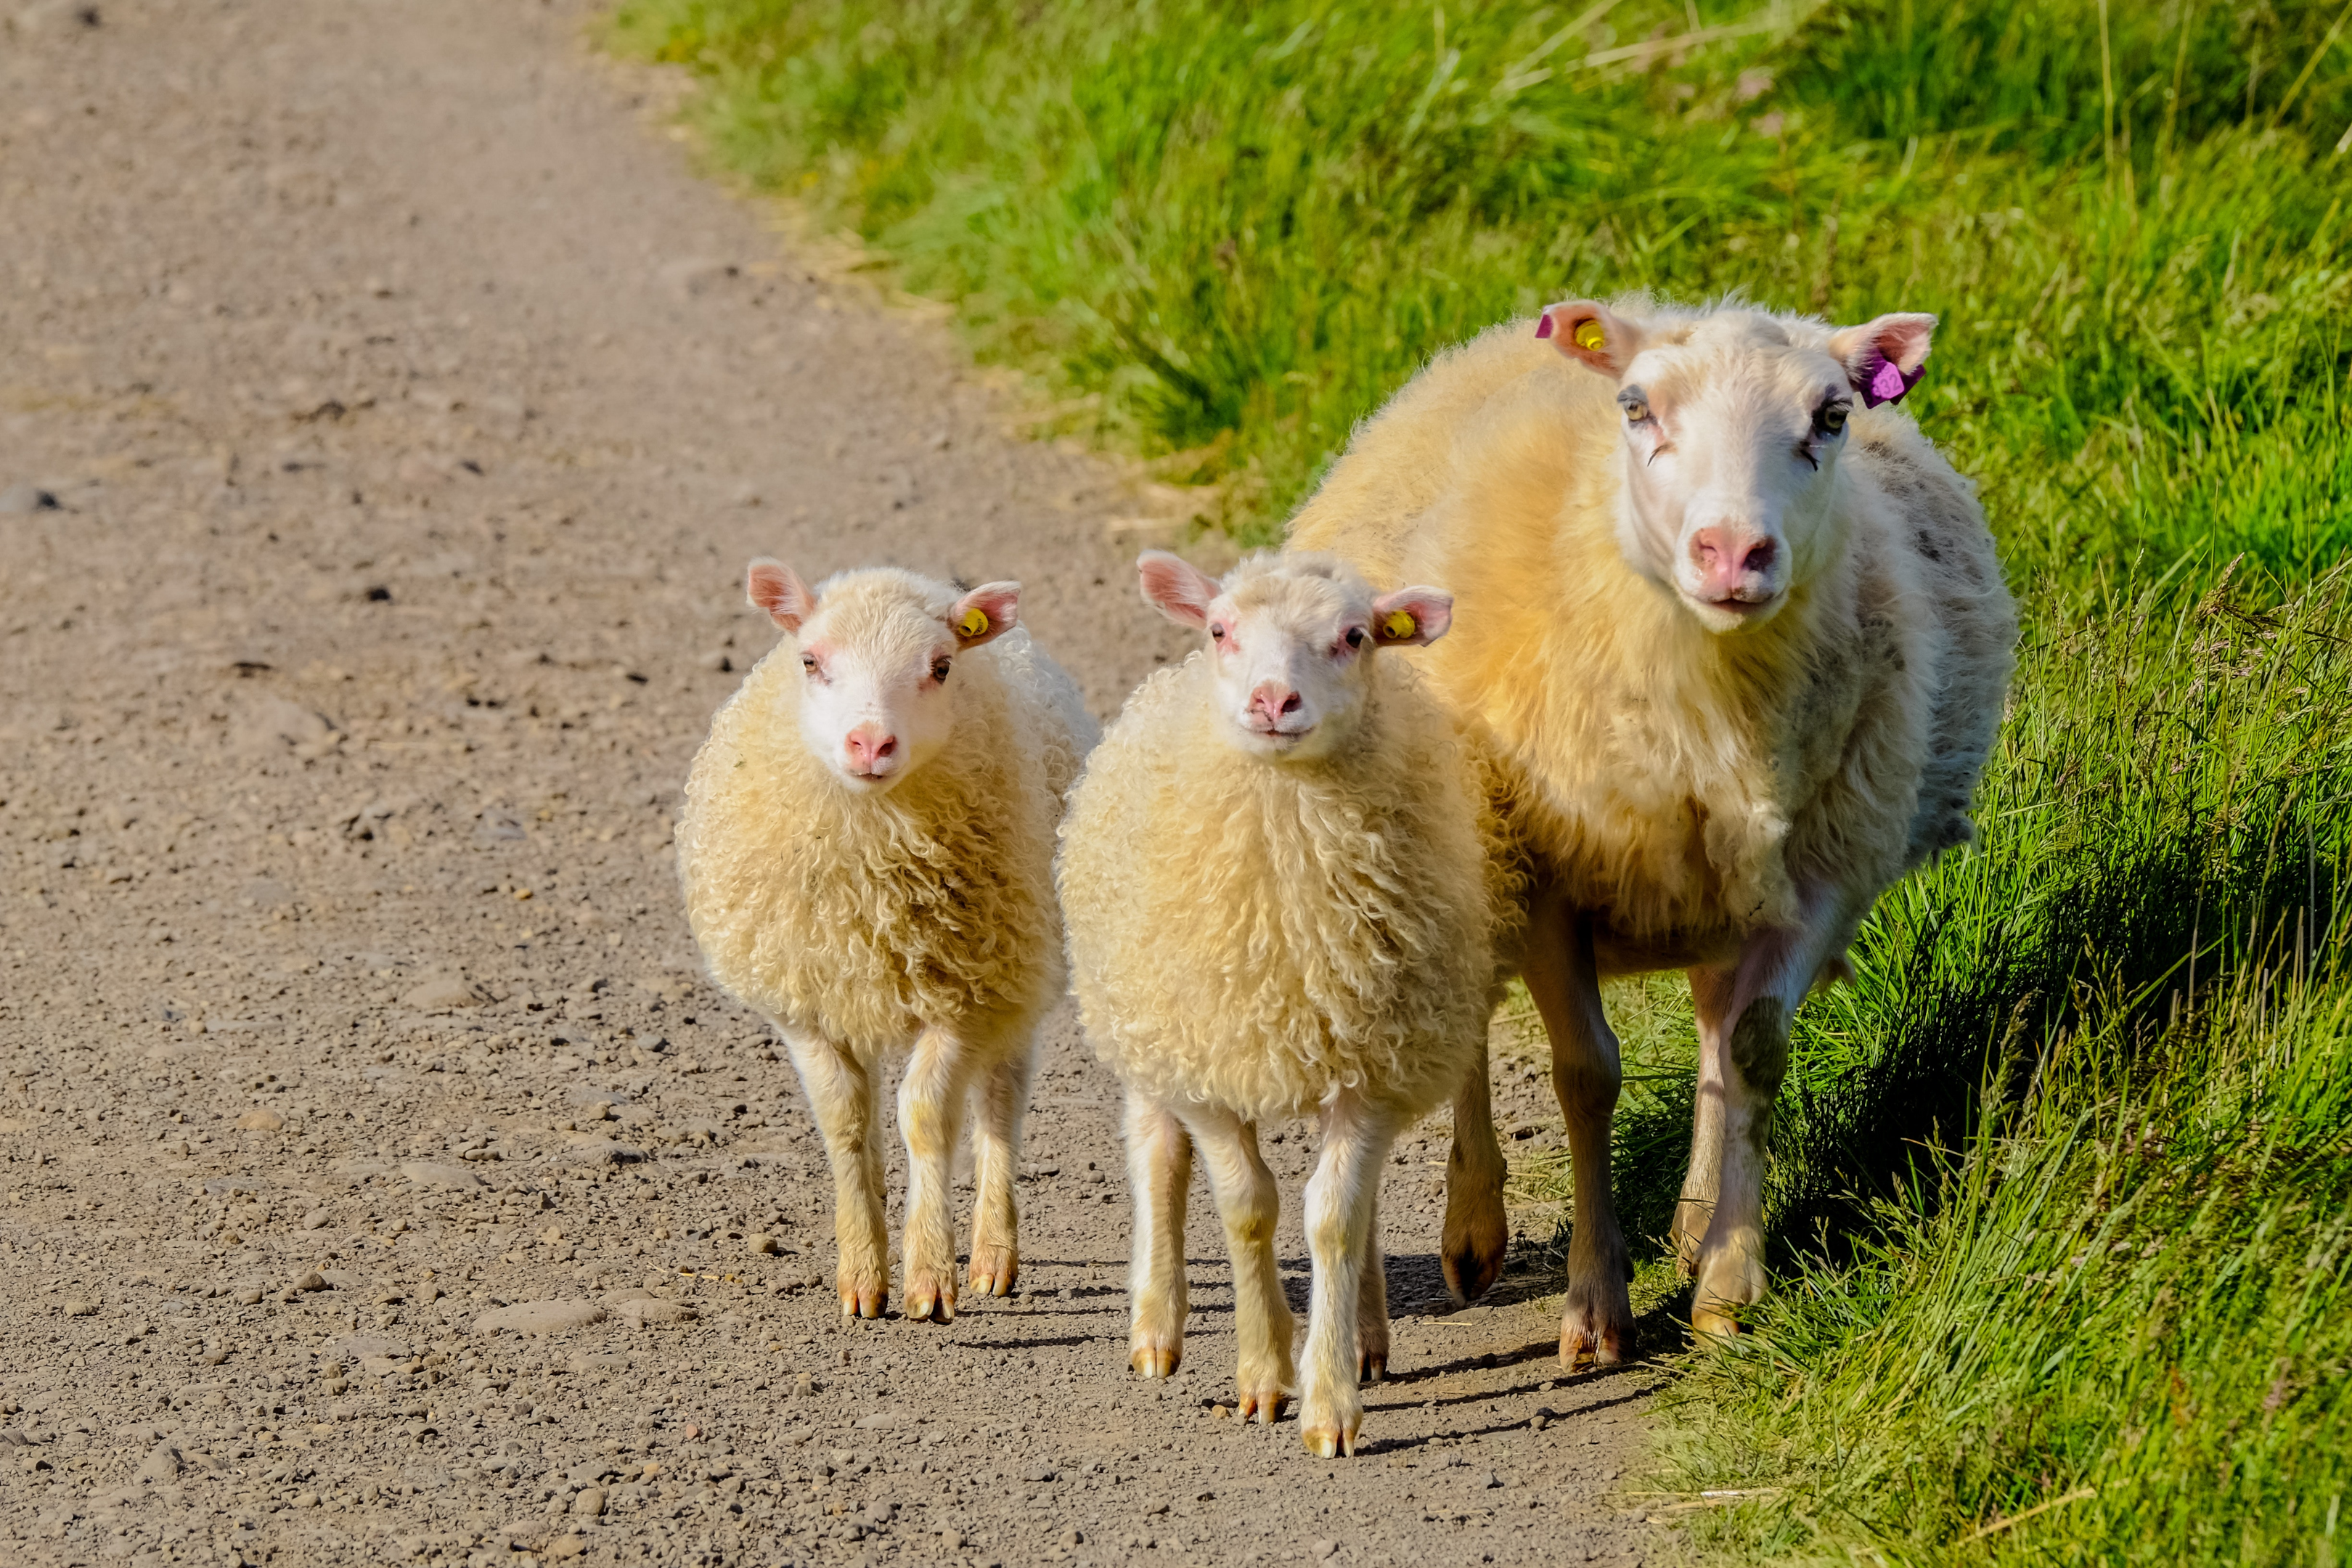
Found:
<box><xmin>290</xmin><ymin>1270</ymin><xmax>327</xmax><ymax>1293</ymax></box>
<box><xmin>1209</xmin><ymin>1405</ymin><xmax>1230</xmax><ymax>1420</ymax></box>
<box><xmin>399</xmin><ymin>976</ymin><xmax>481</xmax><ymax>1011</ymax></box>
<box><xmin>547</xmin><ymin>1535</ymin><xmax>587</xmax><ymax>1561</ymax></box>
<box><xmin>61</xmin><ymin>1297</ymin><xmax>98</xmax><ymax>1317</ymax></box>
<box><xmin>1021</xmin><ymin>1462</ymin><xmax>1057</xmax><ymax>1483</ymax></box>
<box><xmin>475</xmin><ymin>1299</ymin><xmax>607</xmax><ymax>1336</ymax></box>
<box><xmin>136</xmin><ymin>1445</ymin><xmax>181</xmax><ymax>1483</ymax></box>
<box><xmin>747</xmin><ymin>1234</ymin><xmax>779</xmax><ymax>1256</ymax></box>
<box><xmin>792</xmin><ymin>1373</ymin><xmax>815</xmax><ymax>1398</ymax></box>
<box><xmin>1061</xmin><ymin>1528</ymin><xmax>1083</xmax><ymax>1547</ymax></box>
<box><xmin>397</xmin><ymin>1161</ymin><xmax>480</xmax><ymax>1190</ymax></box>
<box><xmin>0</xmin><ymin>483</ymin><xmax>60</xmax><ymax>514</ymax></box>
<box><xmin>301</xmin><ymin>1209</ymin><xmax>332</xmax><ymax>1230</ymax></box>
<box><xmin>293</xmin><ymin>1490</ymin><xmax>319</xmax><ymax>1508</ymax></box>
<box><xmin>233</xmin><ymin>1286</ymin><xmax>264</xmax><ymax>1306</ymax></box>
<box><xmin>573</xmin><ymin>1486</ymin><xmax>605</xmax><ymax>1517</ymax></box>
<box><xmin>234</xmin><ymin>1108</ymin><xmax>285</xmax><ymax>1132</ymax></box>
<box><xmin>1312</xmin><ymin>1542</ymin><xmax>1339</xmax><ymax>1561</ymax></box>
<box><xmin>615</xmin><ymin>1298</ymin><xmax>695</xmax><ymax>1329</ymax></box>
<box><xmin>562</xmin><ymin>1136</ymin><xmax>643</xmax><ymax>1167</ymax></box>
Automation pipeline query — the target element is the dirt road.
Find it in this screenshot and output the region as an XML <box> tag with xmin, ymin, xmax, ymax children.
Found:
<box><xmin>0</xmin><ymin>2</ymin><xmax>1660</xmax><ymax>1563</ymax></box>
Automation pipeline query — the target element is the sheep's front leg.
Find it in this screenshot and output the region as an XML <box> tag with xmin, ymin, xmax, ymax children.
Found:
<box><xmin>1440</xmin><ymin>1036</ymin><xmax>1508</xmax><ymax>1304</ymax></box>
<box><xmin>1686</xmin><ymin>887</ymin><xmax>1863</xmax><ymax>1336</ymax></box>
<box><xmin>966</xmin><ymin>1045</ymin><xmax>1034</xmax><ymax>1298</ymax></box>
<box><xmin>1673</xmin><ymin>963</ymin><xmax>1736</xmax><ymax>1278</ymax></box>
<box><xmin>1125</xmin><ymin>1090</ymin><xmax>1193</xmax><ymax>1379</ymax></box>
<box><xmin>783</xmin><ymin>1027</ymin><xmax>889</xmax><ymax>1319</ymax></box>
<box><xmin>1300</xmin><ymin>1093</ymin><xmax>1402</xmax><ymax>1457</ymax></box>
<box><xmin>1182</xmin><ymin>1107</ymin><xmax>1292</xmax><ymax>1422</ymax></box>
<box><xmin>1522</xmin><ymin>895</ymin><xmax>1632</xmax><ymax>1368</ymax></box>
<box><xmin>898</xmin><ymin>1024</ymin><xmax>981</xmax><ymax>1322</ymax></box>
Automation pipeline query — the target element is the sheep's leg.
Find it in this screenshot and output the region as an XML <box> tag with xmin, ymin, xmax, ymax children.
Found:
<box><xmin>1522</xmin><ymin>895</ymin><xmax>1632</xmax><ymax>1368</ymax></box>
<box><xmin>1688</xmin><ymin>890</ymin><xmax>1864</xmax><ymax>1336</ymax></box>
<box><xmin>1355</xmin><ymin>1189</ymin><xmax>1389</xmax><ymax>1383</ymax></box>
<box><xmin>1181</xmin><ymin>1107</ymin><xmax>1292</xmax><ymax>1422</ymax></box>
<box><xmin>1300</xmin><ymin>1093</ymin><xmax>1402</xmax><ymax>1458</ymax></box>
<box><xmin>898</xmin><ymin>1025</ymin><xmax>980</xmax><ymax>1323</ymax></box>
<box><xmin>966</xmin><ymin>1045</ymin><xmax>1033</xmax><ymax>1298</ymax></box>
<box><xmin>1673</xmin><ymin>963</ymin><xmax>1736</xmax><ymax>1278</ymax></box>
<box><xmin>783</xmin><ymin>1027</ymin><xmax>890</xmax><ymax>1320</ymax></box>
<box><xmin>1440</xmin><ymin>1035</ymin><xmax>1508</xmax><ymax>1304</ymax></box>
<box><xmin>1126</xmin><ymin>1090</ymin><xmax>1193</xmax><ymax>1379</ymax></box>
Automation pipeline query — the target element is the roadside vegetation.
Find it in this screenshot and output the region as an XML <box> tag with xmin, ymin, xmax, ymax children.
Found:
<box><xmin>612</xmin><ymin>1</ymin><xmax>2352</xmax><ymax>1560</ymax></box>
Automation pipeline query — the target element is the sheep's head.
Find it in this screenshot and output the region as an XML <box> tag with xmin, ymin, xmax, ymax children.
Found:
<box><xmin>1538</xmin><ymin>298</ymin><xmax>1935</xmax><ymax>634</ymax></box>
<box><xmin>1137</xmin><ymin>550</ymin><xmax>1451</xmax><ymax>762</ymax></box>
<box><xmin>746</xmin><ymin>560</ymin><xmax>1018</xmax><ymax>793</ymax></box>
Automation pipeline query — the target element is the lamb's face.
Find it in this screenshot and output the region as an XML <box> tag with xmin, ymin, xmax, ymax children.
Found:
<box><xmin>745</xmin><ymin>560</ymin><xmax>1018</xmax><ymax>793</ymax></box>
<box><xmin>1538</xmin><ymin>300</ymin><xmax>1936</xmax><ymax>634</ymax></box>
<box><xmin>1136</xmin><ymin>551</ymin><xmax>1452</xmax><ymax>763</ymax></box>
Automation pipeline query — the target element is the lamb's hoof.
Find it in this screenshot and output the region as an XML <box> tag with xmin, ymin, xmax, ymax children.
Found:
<box><xmin>1691</xmin><ymin>1305</ymin><xmax>1741</xmax><ymax>1339</ymax></box>
<box><xmin>1441</xmin><ymin>1183</ymin><xmax>1508</xmax><ymax>1304</ymax></box>
<box><xmin>966</xmin><ymin>1245</ymin><xmax>1018</xmax><ymax>1299</ymax></box>
<box><xmin>1130</xmin><ymin>1339</ymin><xmax>1183</xmax><ymax>1380</ymax></box>
<box><xmin>904</xmin><ymin>1271</ymin><xmax>956</xmax><ymax>1323</ymax></box>
<box><xmin>1299</xmin><ymin>1404</ymin><xmax>1362</xmax><ymax>1458</ymax></box>
<box><xmin>1559</xmin><ymin>1279</ymin><xmax>1633</xmax><ymax>1370</ymax></box>
<box><xmin>1358</xmin><ymin>1351</ymin><xmax>1387</xmax><ymax>1384</ymax></box>
<box><xmin>1670</xmin><ymin>1201</ymin><xmax>1710</xmax><ymax>1280</ymax></box>
<box><xmin>839</xmin><ymin>1280</ymin><xmax>889</xmax><ymax>1320</ymax></box>
<box><xmin>1236</xmin><ymin>1384</ymin><xmax>1289</xmax><ymax>1425</ymax></box>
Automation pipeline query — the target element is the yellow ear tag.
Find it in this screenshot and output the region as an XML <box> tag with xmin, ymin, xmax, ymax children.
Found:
<box><xmin>1381</xmin><ymin>609</ymin><xmax>1418</xmax><ymax>642</ymax></box>
<box><xmin>1572</xmin><ymin>318</ymin><xmax>1606</xmax><ymax>352</ymax></box>
<box><xmin>958</xmin><ymin>608</ymin><xmax>990</xmax><ymax>638</ymax></box>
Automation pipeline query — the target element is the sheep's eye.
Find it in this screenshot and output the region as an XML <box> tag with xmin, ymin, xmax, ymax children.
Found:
<box><xmin>931</xmin><ymin>659</ymin><xmax>952</xmax><ymax>683</ymax></box>
<box><xmin>1209</xmin><ymin>624</ymin><xmax>1227</xmax><ymax>642</ymax></box>
<box><xmin>1817</xmin><ymin>401</ymin><xmax>1850</xmax><ymax>434</ymax></box>
<box><xmin>1617</xmin><ymin>388</ymin><xmax>1651</xmax><ymax>424</ymax></box>
<box><xmin>799</xmin><ymin>654</ymin><xmax>820</xmax><ymax>677</ymax></box>
<box><xmin>1344</xmin><ymin>626</ymin><xmax>1366</xmax><ymax>650</ymax></box>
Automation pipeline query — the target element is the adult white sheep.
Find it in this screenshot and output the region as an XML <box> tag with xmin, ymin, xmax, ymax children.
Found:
<box><xmin>1288</xmin><ymin>298</ymin><xmax>2017</xmax><ymax>1355</ymax></box>
<box><xmin>679</xmin><ymin>560</ymin><xmax>1095</xmax><ymax>1322</ymax></box>
<box><xmin>1059</xmin><ymin>550</ymin><xmax>1519</xmax><ymax>1458</ymax></box>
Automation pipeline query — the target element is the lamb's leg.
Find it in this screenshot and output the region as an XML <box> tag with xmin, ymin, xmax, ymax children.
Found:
<box><xmin>1689</xmin><ymin>889</ymin><xmax>1864</xmax><ymax>1336</ymax></box>
<box><xmin>1181</xmin><ymin>1107</ymin><xmax>1292</xmax><ymax>1422</ymax></box>
<box><xmin>783</xmin><ymin>1027</ymin><xmax>889</xmax><ymax>1320</ymax></box>
<box><xmin>1355</xmin><ymin>1189</ymin><xmax>1389</xmax><ymax>1383</ymax></box>
<box><xmin>1300</xmin><ymin>1093</ymin><xmax>1402</xmax><ymax>1458</ymax></box>
<box><xmin>1126</xmin><ymin>1090</ymin><xmax>1193</xmax><ymax>1379</ymax></box>
<box><xmin>1673</xmin><ymin>963</ymin><xmax>1736</xmax><ymax>1277</ymax></box>
<box><xmin>897</xmin><ymin>1024</ymin><xmax>980</xmax><ymax>1323</ymax></box>
<box><xmin>1441</xmin><ymin>1035</ymin><xmax>1508</xmax><ymax>1304</ymax></box>
<box><xmin>966</xmin><ymin>1045</ymin><xmax>1034</xmax><ymax>1298</ymax></box>
<box><xmin>1521</xmin><ymin>894</ymin><xmax>1632</xmax><ymax>1368</ymax></box>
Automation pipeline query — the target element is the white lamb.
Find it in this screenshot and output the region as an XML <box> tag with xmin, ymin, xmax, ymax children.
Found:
<box><xmin>679</xmin><ymin>560</ymin><xmax>1095</xmax><ymax>1321</ymax></box>
<box><xmin>1058</xmin><ymin>550</ymin><xmax>1517</xmax><ymax>1458</ymax></box>
<box><xmin>1288</xmin><ymin>298</ymin><xmax>2017</xmax><ymax>1353</ymax></box>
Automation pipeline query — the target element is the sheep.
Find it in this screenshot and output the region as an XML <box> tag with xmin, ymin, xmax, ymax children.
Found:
<box><xmin>1058</xmin><ymin>549</ymin><xmax>1519</xmax><ymax>1458</ymax></box>
<box><xmin>678</xmin><ymin>560</ymin><xmax>1095</xmax><ymax>1322</ymax></box>
<box><xmin>1287</xmin><ymin>297</ymin><xmax>2017</xmax><ymax>1354</ymax></box>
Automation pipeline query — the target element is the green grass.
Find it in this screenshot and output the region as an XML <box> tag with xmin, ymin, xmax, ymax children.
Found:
<box><xmin>608</xmin><ymin>1</ymin><xmax>2352</xmax><ymax>1559</ymax></box>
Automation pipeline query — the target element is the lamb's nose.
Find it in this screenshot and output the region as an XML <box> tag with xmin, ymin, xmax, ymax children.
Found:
<box><xmin>1689</xmin><ymin>528</ymin><xmax>1777</xmax><ymax>599</ymax></box>
<box><xmin>844</xmin><ymin>725</ymin><xmax>898</xmax><ymax>773</ymax></box>
<box><xmin>1247</xmin><ymin>683</ymin><xmax>1300</xmax><ymax>723</ymax></box>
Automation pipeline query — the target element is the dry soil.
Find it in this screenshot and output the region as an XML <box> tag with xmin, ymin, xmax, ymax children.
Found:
<box><xmin>0</xmin><ymin>2</ymin><xmax>1664</xmax><ymax>1565</ymax></box>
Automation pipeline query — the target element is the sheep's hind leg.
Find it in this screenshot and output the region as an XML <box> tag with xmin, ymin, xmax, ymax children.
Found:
<box><xmin>898</xmin><ymin>1024</ymin><xmax>981</xmax><ymax>1323</ymax></box>
<box><xmin>1441</xmin><ymin>1036</ymin><xmax>1508</xmax><ymax>1304</ymax></box>
<box><xmin>1125</xmin><ymin>1090</ymin><xmax>1193</xmax><ymax>1379</ymax></box>
<box><xmin>1673</xmin><ymin>964</ymin><xmax>1736</xmax><ymax>1278</ymax></box>
<box><xmin>1522</xmin><ymin>896</ymin><xmax>1632</xmax><ymax>1369</ymax></box>
<box><xmin>1300</xmin><ymin>1093</ymin><xmax>1402</xmax><ymax>1457</ymax></box>
<box><xmin>1183</xmin><ymin>1107</ymin><xmax>1292</xmax><ymax>1423</ymax></box>
<box><xmin>966</xmin><ymin>1046</ymin><xmax>1033</xmax><ymax>1298</ymax></box>
<box><xmin>1355</xmin><ymin>1190</ymin><xmax>1390</xmax><ymax>1383</ymax></box>
<box><xmin>783</xmin><ymin>1027</ymin><xmax>890</xmax><ymax>1320</ymax></box>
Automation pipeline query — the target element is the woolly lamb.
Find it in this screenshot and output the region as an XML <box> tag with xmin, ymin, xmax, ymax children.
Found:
<box><xmin>1058</xmin><ymin>550</ymin><xmax>1514</xmax><ymax>1458</ymax></box>
<box><xmin>679</xmin><ymin>560</ymin><xmax>1095</xmax><ymax>1321</ymax></box>
<box><xmin>1288</xmin><ymin>298</ymin><xmax>2017</xmax><ymax>1353</ymax></box>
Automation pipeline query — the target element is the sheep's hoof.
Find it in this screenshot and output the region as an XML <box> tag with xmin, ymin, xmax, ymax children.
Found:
<box><xmin>1440</xmin><ymin>1181</ymin><xmax>1508</xmax><ymax>1304</ymax></box>
<box><xmin>839</xmin><ymin>1281</ymin><xmax>889</xmax><ymax>1320</ymax></box>
<box><xmin>965</xmin><ymin>1245</ymin><xmax>1018</xmax><ymax>1298</ymax></box>
<box><xmin>1358</xmin><ymin>1350</ymin><xmax>1387</xmax><ymax>1383</ymax></box>
<box><xmin>903</xmin><ymin>1271</ymin><xmax>956</xmax><ymax>1323</ymax></box>
<box><xmin>1669</xmin><ymin>1200</ymin><xmax>1711</xmax><ymax>1279</ymax></box>
<box><xmin>1690</xmin><ymin>1303</ymin><xmax>1743</xmax><ymax>1339</ymax></box>
<box><xmin>1559</xmin><ymin>1281</ymin><xmax>1633</xmax><ymax>1370</ymax></box>
<box><xmin>1130</xmin><ymin>1339</ymin><xmax>1183</xmax><ymax>1379</ymax></box>
<box><xmin>1299</xmin><ymin>1407</ymin><xmax>1361</xmax><ymax>1458</ymax></box>
<box><xmin>1236</xmin><ymin>1384</ymin><xmax>1289</xmax><ymax>1425</ymax></box>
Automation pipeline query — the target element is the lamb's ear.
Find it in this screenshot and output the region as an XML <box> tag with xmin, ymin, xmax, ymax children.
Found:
<box><xmin>1537</xmin><ymin>299</ymin><xmax>1643</xmax><ymax>377</ymax></box>
<box><xmin>1828</xmin><ymin>312</ymin><xmax>1937</xmax><ymax>407</ymax></box>
<box><xmin>747</xmin><ymin>558</ymin><xmax>816</xmax><ymax>632</ymax></box>
<box><xmin>949</xmin><ymin>581</ymin><xmax>1020</xmax><ymax>648</ymax></box>
<box><xmin>1370</xmin><ymin>587</ymin><xmax>1453</xmax><ymax>648</ymax></box>
<box><xmin>1136</xmin><ymin>550</ymin><xmax>1219</xmax><ymax>630</ymax></box>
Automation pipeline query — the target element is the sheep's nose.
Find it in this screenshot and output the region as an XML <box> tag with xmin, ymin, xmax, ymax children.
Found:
<box><xmin>844</xmin><ymin>724</ymin><xmax>898</xmax><ymax>774</ymax></box>
<box><xmin>1688</xmin><ymin>528</ymin><xmax>1778</xmax><ymax>601</ymax></box>
<box><xmin>1247</xmin><ymin>683</ymin><xmax>1302</xmax><ymax>724</ymax></box>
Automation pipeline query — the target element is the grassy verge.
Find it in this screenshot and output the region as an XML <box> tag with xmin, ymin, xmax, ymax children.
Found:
<box><xmin>609</xmin><ymin>1</ymin><xmax>2352</xmax><ymax>1559</ymax></box>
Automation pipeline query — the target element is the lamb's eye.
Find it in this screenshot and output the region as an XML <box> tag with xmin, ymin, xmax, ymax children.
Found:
<box><xmin>1617</xmin><ymin>388</ymin><xmax>1651</xmax><ymax>424</ymax></box>
<box><xmin>931</xmin><ymin>659</ymin><xmax>952</xmax><ymax>683</ymax></box>
<box><xmin>1818</xmin><ymin>402</ymin><xmax>1850</xmax><ymax>434</ymax></box>
<box><xmin>1209</xmin><ymin>624</ymin><xmax>1227</xmax><ymax>642</ymax></box>
<box><xmin>799</xmin><ymin>654</ymin><xmax>820</xmax><ymax>677</ymax></box>
<box><xmin>1622</xmin><ymin>399</ymin><xmax>1649</xmax><ymax>423</ymax></box>
<box><xmin>1344</xmin><ymin>626</ymin><xmax>1366</xmax><ymax>650</ymax></box>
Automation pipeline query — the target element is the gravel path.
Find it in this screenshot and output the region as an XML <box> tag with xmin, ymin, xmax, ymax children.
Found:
<box><xmin>0</xmin><ymin>2</ymin><xmax>1662</xmax><ymax>1564</ymax></box>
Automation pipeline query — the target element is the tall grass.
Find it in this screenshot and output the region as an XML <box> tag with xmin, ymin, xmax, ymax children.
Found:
<box><xmin>609</xmin><ymin>1</ymin><xmax>2352</xmax><ymax>1559</ymax></box>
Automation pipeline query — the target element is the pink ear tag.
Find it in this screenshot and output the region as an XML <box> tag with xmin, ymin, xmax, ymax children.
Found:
<box><xmin>1862</xmin><ymin>352</ymin><xmax>1927</xmax><ymax>408</ymax></box>
<box><xmin>1535</xmin><ymin>312</ymin><xmax>1556</xmax><ymax>339</ymax></box>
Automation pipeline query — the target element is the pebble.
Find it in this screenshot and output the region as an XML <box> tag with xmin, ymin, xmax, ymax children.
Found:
<box><xmin>747</xmin><ymin>1233</ymin><xmax>779</xmax><ymax>1256</ymax></box>
<box><xmin>792</xmin><ymin>1373</ymin><xmax>814</xmax><ymax>1398</ymax></box>
<box><xmin>234</xmin><ymin>1286</ymin><xmax>264</xmax><ymax>1305</ymax></box>
<box><xmin>234</xmin><ymin>1107</ymin><xmax>285</xmax><ymax>1132</ymax></box>
<box><xmin>572</xmin><ymin>1486</ymin><xmax>605</xmax><ymax>1517</ymax></box>
<box><xmin>400</xmin><ymin>976</ymin><xmax>482</xmax><ymax>1011</ymax></box>
<box><xmin>300</xmin><ymin>1209</ymin><xmax>332</xmax><ymax>1230</ymax></box>
<box><xmin>136</xmin><ymin>1445</ymin><xmax>181</xmax><ymax>1483</ymax></box>
<box><xmin>62</xmin><ymin>1297</ymin><xmax>98</xmax><ymax>1316</ymax></box>
<box><xmin>615</xmin><ymin>1297</ymin><xmax>695</xmax><ymax>1329</ymax></box>
<box><xmin>397</xmin><ymin>1161</ymin><xmax>481</xmax><ymax>1189</ymax></box>
<box><xmin>561</xmin><ymin>1136</ymin><xmax>643</xmax><ymax>1166</ymax></box>
<box><xmin>474</xmin><ymin>1299</ymin><xmax>607</xmax><ymax>1336</ymax></box>
<box><xmin>547</xmin><ymin>1538</ymin><xmax>587</xmax><ymax>1561</ymax></box>
<box><xmin>0</xmin><ymin>483</ymin><xmax>60</xmax><ymax>514</ymax></box>
<box><xmin>290</xmin><ymin>1270</ymin><xmax>327</xmax><ymax>1292</ymax></box>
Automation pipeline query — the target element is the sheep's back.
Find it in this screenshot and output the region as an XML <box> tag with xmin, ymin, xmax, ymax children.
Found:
<box><xmin>1058</xmin><ymin>661</ymin><xmax>1497</xmax><ymax>1122</ymax></box>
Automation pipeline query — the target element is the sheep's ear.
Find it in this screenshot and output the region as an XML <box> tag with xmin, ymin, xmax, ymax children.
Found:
<box><xmin>1370</xmin><ymin>587</ymin><xmax>1453</xmax><ymax>648</ymax></box>
<box><xmin>748</xmin><ymin>558</ymin><xmax>816</xmax><ymax>632</ymax></box>
<box><xmin>1828</xmin><ymin>312</ymin><xmax>1936</xmax><ymax>407</ymax></box>
<box><xmin>1137</xmin><ymin>550</ymin><xmax>1219</xmax><ymax>630</ymax></box>
<box><xmin>1537</xmin><ymin>299</ymin><xmax>1642</xmax><ymax>377</ymax></box>
<box><xmin>949</xmin><ymin>581</ymin><xmax>1020</xmax><ymax>648</ymax></box>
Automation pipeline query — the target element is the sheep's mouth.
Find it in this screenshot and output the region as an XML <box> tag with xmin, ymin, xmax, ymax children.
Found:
<box><xmin>1682</xmin><ymin>587</ymin><xmax>1781</xmax><ymax>625</ymax></box>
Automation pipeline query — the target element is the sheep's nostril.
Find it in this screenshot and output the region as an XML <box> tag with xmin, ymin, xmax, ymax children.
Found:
<box><xmin>1743</xmin><ymin>540</ymin><xmax>1776</xmax><ymax>573</ymax></box>
<box><xmin>1280</xmin><ymin>692</ymin><xmax>1302</xmax><ymax>715</ymax></box>
<box><xmin>874</xmin><ymin>736</ymin><xmax>897</xmax><ymax>759</ymax></box>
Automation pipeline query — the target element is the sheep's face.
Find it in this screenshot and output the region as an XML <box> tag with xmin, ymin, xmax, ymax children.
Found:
<box><xmin>746</xmin><ymin>560</ymin><xmax>1019</xmax><ymax>793</ymax></box>
<box><xmin>1137</xmin><ymin>550</ymin><xmax>1451</xmax><ymax>762</ymax></box>
<box><xmin>1538</xmin><ymin>300</ymin><xmax>1936</xmax><ymax>634</ymax></box>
